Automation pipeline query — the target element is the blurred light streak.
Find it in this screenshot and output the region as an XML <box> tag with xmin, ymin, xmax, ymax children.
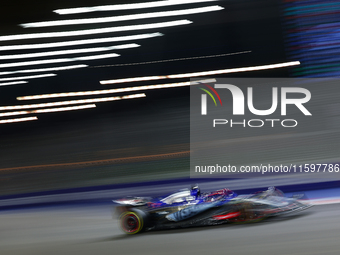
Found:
<box><xmin>0</xmin><ymin>116</ymin><xmax>37</xmax><ymax>124</ymax></box>
<box><xmin>100</xmin><ymin>61</ymin><xmax>301</xmax><ymax>84</ymax></box>
<box><xmin>54</xmin><ymin>0</ymin><xmax>219</xmax><ymax>15</ymax></box>
<box><xmin>0</xmin><ymin>74</ymin><xmax>56</xmax><ymax>82</ymax></box>
<box><xmin>0</xmin><ymin>151</ymin><xmax>190</xmax><ymax>172</ymax></box>
<box><xmin>0</xmin><ymin>65</ymin><xmax>88</xmax><ymax>76</ymax></box>
<box><xmin>0</xmin><ymin>54</ymin><xmax>120</xmax><ymax>68</ymax></box>
<box><xmin>0</xmin><ymin>44</ymin><xmax>139</xmax><ymax>60</ymax></box>
<box><xmin>0</xmin><ymin>104</ymin><xmax>96</xmax><ymax>117</ymax></box>
<box><xmin>0</xmin><ymin>33</ymin><xmax>163</xmax><ymax>51</ymax></box>
<box><xmin>22</xmin><ymin>6</ymin><xmax>223</xmax><ymax>28</ymax></box>
<box><xmin>0</xmin><ymin>93</ymin><xmax>146</xmax><ymax>111</ymax></box>
<box><xmin>93</xmin><ymin>51</ymin><xmax>252</xmax><ymax>68</ymax></box>
<box><xmin>17</xmin><ymin>79</ymin><xmax>216</xmax><ymax>100</ymax></box>
<box><xmin>0</xmin><ymin>81</ymin><xmax>27</xmax><ymax>86</ymax></box>
<box><xmin>283</xmin><ymin>0</ymin><xmax>340</xmax><ymax>77</ymax></box>
<box><xmin>102</xmin><ymin>76</ymin><xmax>164</xmax><ymax>84</ymax></box>
<box><xmin>0</xmin><ymin>20</ymin><xmax>191</xmax><ymax>42</ymax></box>
<box><xmin>77</xmin><ymin>53</ymin><xmax>120</xmax><ymax>61</ymax></box>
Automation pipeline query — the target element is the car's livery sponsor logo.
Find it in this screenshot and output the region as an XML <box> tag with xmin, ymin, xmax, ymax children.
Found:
<box><xmin>166</xmin><ymin>200</ymin><xmax>221</xmax><ymax>222</ymax></box>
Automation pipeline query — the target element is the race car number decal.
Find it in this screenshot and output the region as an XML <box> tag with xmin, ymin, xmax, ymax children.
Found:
<box><xmin>166</xmin><ymin>200</ymin><xmax>220</xmax><ymax>222</ymax></box>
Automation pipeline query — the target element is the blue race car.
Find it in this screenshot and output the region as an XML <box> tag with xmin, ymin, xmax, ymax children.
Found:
<box><xmin>113</xmin><ymin>185</ymin><xmax>311</xmax><ymax>234</ymax></box>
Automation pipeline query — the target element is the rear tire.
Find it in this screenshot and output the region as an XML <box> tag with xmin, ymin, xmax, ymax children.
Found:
<box><xmin>119</xmin><ymin>209</ymin><xmax>148</xmax><ymax>234</ymax></box>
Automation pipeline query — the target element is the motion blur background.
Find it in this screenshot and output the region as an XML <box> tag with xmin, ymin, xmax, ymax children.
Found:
<box><xmin>0</xmin><ymin>0</ymin><xmax>301</xmax><ymax>194</ymax></box>
<box><xmin>0</xmin><ymin>1</ymin><xmax>340</xmax><ymax>254</ymax></box>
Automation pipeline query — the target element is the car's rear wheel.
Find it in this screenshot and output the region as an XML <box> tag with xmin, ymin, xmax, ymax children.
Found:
<box><xmin>119</xmin><ymin>210</ymin><xmax>146</xmax><ymax>234</ymax></box>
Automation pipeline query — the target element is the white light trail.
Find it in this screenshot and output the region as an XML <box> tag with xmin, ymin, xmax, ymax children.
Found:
<box><xmin>22</xmin><ymin>6</ymin><xmax>223</xmax><ymax>28</ymax></box>
<box><xmin>100</xmin><ymin>61</ymin><xmax>301</xmax><ymax>84</ymax></box>
<box><xmin>0</xmin><ymin>81</ymin><xmax>27</xmax><ymax>86</ymax></box>
<box><xmin>0</xmin><ymin>20</ymin><xmax>191</xmax><ymax>42</ymax></box>
<box><xmin>0</xmin><ymin>93</ymin><xmax>146</xmax><ymax>111</ymax></box>
<box><xmin>34</xmin><ymin>104</ymin><xmax>96</xmax><ymax>113</ymax></box>
<box><xmin>17</xmin><ymin>79</ymin><xmax>216</xmax><ymax>100</ymax></box>
<box><xmin>0</xmin><ymin>74</ymin><xmax>56</xmax><ymax>82</ymax></box>
<box><xmin>0</xmin><ymin>33</ymin><xmax>162</xmax><ymax>52</ymax></box>
<box><xmin>0</xmin><ymin>117</ymin><xmax>37</xmax><ymax>124</ymax></box>
<box><xmin>77</xmin><ymin>53</ymin><xmax>119</xmax><ymax>61</ymax></box>
<box><xmin>0</xmin><ymin>44</ymin><xmax>139</xmax><ymax>60</ymax></box>
<box><xmin>102</xmin><ymin>76</ymin><xmax>165</xmax><ymax>84</ymax></box>
<box><xmin>0</xmin><ymin>104</ymin><xmax>96</xmax><ymax>117</ymax></box>
<box><xmin>93</xmin><ymin>51</ymin><xmax>252</xmax><ymax>68</ymax></box>
<box><xmin>0</xmin><ymin>53</ymin><xmax>119</xmax><ymax>68</ymax></box>
<box><xmin>167</xmin><ymin>61</ymin><xmax>301</xmax><ymax>78</ymax></box>
<box><xmin>0</xmin><ymin>65</ymin><xmax>87</xmax><ymax>76</ymax></box>
<box><xmin>54</xmin><ymin>0</ymin><xmax>219</xmax><ymax>15</ymax></box>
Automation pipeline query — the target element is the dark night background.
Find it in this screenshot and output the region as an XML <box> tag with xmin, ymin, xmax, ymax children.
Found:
<box><xmin>0</xmin><ymin>0</ymin><xmax>292</xmax><ymax>194</ymax></box>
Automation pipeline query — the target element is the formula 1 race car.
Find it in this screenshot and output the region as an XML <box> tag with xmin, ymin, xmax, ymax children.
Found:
<box><xmin>113</xmin><ymin>185</ymin><xmax>311</xmax><ymax>234</ymax></box>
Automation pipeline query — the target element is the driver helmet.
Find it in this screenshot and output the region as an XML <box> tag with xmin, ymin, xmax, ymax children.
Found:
<box><xmin>190</xmin><ymin>184</ymin><xmax>201</xmax><ymax>198</ymax></box>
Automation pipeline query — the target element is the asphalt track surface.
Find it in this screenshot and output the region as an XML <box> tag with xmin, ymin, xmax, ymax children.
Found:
<box><xmin>1</xmin><ymin>203</ymin><xmax>340</xmax><ymax>255</ymax></box>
